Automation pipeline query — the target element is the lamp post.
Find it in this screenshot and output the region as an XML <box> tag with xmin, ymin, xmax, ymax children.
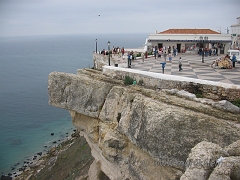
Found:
<box><xmin>95</xmin><ymin>39</ymin><xmax>98</xmax><ymax>53</ymax></box>
<box><xmin>199</xmin><ymin>36</ymin><xmax>208</xmax><ymax>63</ymax></box>
<box><xmin>107</xmin><ymin>41</ymin><xmax>110</xmax><ymax>66</ymax></box>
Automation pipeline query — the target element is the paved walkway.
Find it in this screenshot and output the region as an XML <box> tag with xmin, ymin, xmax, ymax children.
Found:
<box><xmin>113</xmin><ymin>53</ymin><xmax>240</xmax><ymax>85</ymax></box>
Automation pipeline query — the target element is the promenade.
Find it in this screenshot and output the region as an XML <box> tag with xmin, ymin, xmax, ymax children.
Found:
<box><xmin>112</xmin><ymin>53</ymin><xmax>240</xmax><ymax>85</ymax></box>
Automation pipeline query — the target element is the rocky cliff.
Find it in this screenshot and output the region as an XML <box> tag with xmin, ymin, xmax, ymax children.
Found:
<box><xmin>48</xmin><ymin>68</ymin><xmax>240</xmax><ymax>180</ymax></box>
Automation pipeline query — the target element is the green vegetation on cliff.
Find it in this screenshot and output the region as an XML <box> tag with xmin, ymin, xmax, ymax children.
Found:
<box><xmin>16</xmin><ymin>135</ymin><xmax>93</xmax><ymax>180</ymax></box>
<box><xmin>30</xmin><ymin>136</ymin><xmax>93</xmax><ymax>180</ymax></box>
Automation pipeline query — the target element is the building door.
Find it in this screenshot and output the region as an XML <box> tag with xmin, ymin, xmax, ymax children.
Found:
<box><xmin>158</xmin><ymin>43</ymin><xmax>163</xmax><ymax>50</ymax></box>
<box><xmin>177</xmin><ymin>44</ymin><xmax>181</xmax><ymax>53</ymax></box>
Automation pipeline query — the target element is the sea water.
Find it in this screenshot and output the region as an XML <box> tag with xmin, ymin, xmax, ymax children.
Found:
<box><xmin>0</xmin><ymin>33</ymin><xmax>147</xmax><ymax>175</ymax></box>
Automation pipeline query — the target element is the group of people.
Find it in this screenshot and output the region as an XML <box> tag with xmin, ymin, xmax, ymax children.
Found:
<box><xmin>152</xmin><ymin>46</ymin><xmax>183</xmax><ymax>71</ymax></box>
<box><xmin>198</xmin><ymin>47</ymin><xmax>219</xmax><ymax>57</ymax></box>
<box><xmin>100</xmin><ymin>46</ymin><xmax>125</xmax><ymax>57</ymax></box>
<box><xmin>153</xmin><ymin>46</ymin><xmax>179</xmax><ymax>60</ymax></box>
<box><xmin>211</xmin><ymin>54</ymin><xmax>237</xmax><ymax>69</ymax></box>
<box><xmin>127</xmin><ymin>51</ymin><xmax>139</xmax><ymax>68</ymax></box>
<box><xmin>112</xmin><ymin>46</ymin><xmax>125</xmax><ymax>58</ymax></box>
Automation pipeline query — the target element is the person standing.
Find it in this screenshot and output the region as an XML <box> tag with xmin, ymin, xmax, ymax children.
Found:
<box><xmin>154</xmin><ymin>50</ymin><xmax>157</xmax><ymax>59</ymax></box>
<box><xmin>127</xmin><ymin>52</ymin><xmax>131</xmax><ymax>68</ymax></box>
<box><xmin>141</xmin><ymin>52</ymin><xmax>145</xmax><ymax>62</ymax></box>
<box><xmin>159</xmin><ymin>49</ymin><xmax>162</xmax><ymax>58</ymax></box>
<box><xmin>179</xmin><ymin>57</ymin><xmax>183</xmax><ymax>71</ymax></box>
<box><xmin>169</xmin><ymin>53</ymin><xmax>172</xmax><ymax>62</ymax></box>
<box><xmin>173</xmin><ymin>48</ymin><xmax>176</xmax><ymax>57</ymax></box>
<box><xmin>163</xmin><ymin>52</ymin><xmax>167</xmax><ymax>62</ymax></box>
<box><xmin>121</xmin><ymin>47</ymin><xmax>125</xmax><ymax>57</ymax></box>
<box><xmin>232</xmin><ymin>54</ymin><xmax>237</xmax><ymax>68</ymax></box>
<box><xmin>133</xmin><ymin>51</ymin><xmax>137</xmax><ymax>61</ymax></box>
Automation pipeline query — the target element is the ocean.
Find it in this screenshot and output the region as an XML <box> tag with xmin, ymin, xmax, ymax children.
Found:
<box><xmin>0</xmin><ymin>33</ymin><xmax>148</xmax><ymax>175</ymax></box>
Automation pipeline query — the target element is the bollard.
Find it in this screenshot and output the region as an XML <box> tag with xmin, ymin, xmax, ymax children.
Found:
<box><xmin>160</xmin><ymin>62</ymin><xmax>166</xmax><ymax>74</ymax></box>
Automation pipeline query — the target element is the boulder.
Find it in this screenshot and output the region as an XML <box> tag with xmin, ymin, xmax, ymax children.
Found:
<box><xmin>213</xmin><ymin>100</ymin><xmax>240</xmax><ymax>113</ymax></box>
<box><xmin>180</xmin><ymin>141</ymin><xmax>228</xmax><ymax>180</ymax></box>
<box><xmin>225</xmin><ymin>140</ymin><xmax>240</xmax><ymax>156</ymax></box>
<box><xmin>0</xmin><ymin>175</ymin><xmax>12</xmax><ymax>180</ymax></box>
<box><xmin>208</xmin><ymin>156</ymin><xmax>240</xmax><ymax>180</ymax></box>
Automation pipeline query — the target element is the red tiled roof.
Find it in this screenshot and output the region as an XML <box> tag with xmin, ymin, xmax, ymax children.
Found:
<box><xmin>159</xmin><ymin>29</ymin><xmax>220</xmax><ymax>34</ymax></box>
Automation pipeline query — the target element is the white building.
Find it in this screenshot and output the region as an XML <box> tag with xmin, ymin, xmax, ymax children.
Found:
<box><xmin>145</xmin><ymin>29</ymin><xmax>232</xmax><ymax>54</ymax></box>
<box><xmin>230</xmin><ymin>17</ymin><xmax>240</xmax><ymax>49</ymax></box>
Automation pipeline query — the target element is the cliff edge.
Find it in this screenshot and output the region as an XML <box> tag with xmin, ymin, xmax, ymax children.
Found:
<box><xmin>48</xmin><ymin>68</ymin><xmax>240</xmax><ymax>180</ymax></box>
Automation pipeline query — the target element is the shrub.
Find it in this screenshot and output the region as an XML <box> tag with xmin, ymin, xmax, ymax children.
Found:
<box><xmin>138</xmin><ymin>80</ymin><xmax>144</xmax><ymax>86</ymax></box>
<box><xmin>148</xmin><ymin>51</ymin><xmax>153</xmax><ymax>55</ymax></box>
<box><xmin>124</xmin><ymin>76</ymin><xmax>134</xmax><ymax>85</ymax></box>
<box><xmin>136</xmin><ymin>52</ymin><xmax>141</xmax><ymax>57</ymax></box>
<box><xmin>195</xmin><ymin>93</ymin><xmax>203</xmax><ymax>98</ymax></box>
<box><xmin>232</xmin><ymin>99</ymin><xmax>240</xmax><ymax>108</ymax></box>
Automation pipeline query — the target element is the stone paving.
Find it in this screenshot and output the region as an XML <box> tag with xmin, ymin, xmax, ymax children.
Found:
<box><xmin>112</xmin><ymin>53</ymin><xmax>240</xmax><ymax>85</ymax></box>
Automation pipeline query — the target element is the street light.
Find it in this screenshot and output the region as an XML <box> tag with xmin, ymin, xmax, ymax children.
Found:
<box><xmin>107</xmin><ymin>41</ymin><xmax>110</xmax><ymax>66</ymax></box>
<box><xmin>95</xmin><ymin>39</ymin><xmax>98</xmax><ymax>53</ymax></box>
<box><xmin>199</xmin><ymin>36</ymin><xmax>208</xmax><ymax>63</ymax></box>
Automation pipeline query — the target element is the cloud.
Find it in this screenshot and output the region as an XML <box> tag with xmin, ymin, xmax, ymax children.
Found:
<box><xmin>0</xmin><ymin>0</ymin><xmax>239</xmax><ymax>36</ymax></box>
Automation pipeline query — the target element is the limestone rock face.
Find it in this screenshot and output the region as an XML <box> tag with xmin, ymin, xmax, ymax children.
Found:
<box><xmin>100</xmin><ymin>86</ymin><xmax>240</xmax><ymax>167</ymax></box>
<box><xmin>48</xmin><ymin>71</ymin><xmax>113</xmax><ymax>118</ymax></box>
<box><xmin>48</xmin><ymin>69</ymin><xmax>240</xmax><ymax>180</ymax></box>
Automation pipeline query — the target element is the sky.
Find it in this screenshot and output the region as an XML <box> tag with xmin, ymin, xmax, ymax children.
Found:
<box><xmin>0</xmin><ymin>0</ymin><xmax>240</xmax><ymax>37</ymax></box>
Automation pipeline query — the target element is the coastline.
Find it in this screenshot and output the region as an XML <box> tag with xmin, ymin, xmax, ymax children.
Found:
<box><xmin>0</xmin><ymin>34</ymin><xmax>146</xmax><ymax>179</ymax></box>
<box><xmin>2</xmin><ymin>130</ymin><xmax>93</xmax><ymax>180</ymax></box>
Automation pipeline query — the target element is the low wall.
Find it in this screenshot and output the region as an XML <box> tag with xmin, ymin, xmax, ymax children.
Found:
<box><xmin>93</xmin><ymin>53</ymin><xmax>117</xmax><ymax>70</ymax></box>
<box><xmin>102</xmin><ymin>66</ymin><xmax>240</xmax><ymax>101</ymax></box>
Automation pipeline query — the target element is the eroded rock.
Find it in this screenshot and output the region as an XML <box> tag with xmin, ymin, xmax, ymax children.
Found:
<box><xmin>48</xmin><ymin>69</ymin><xmax>240</xmax><ymax>180</ymax></box>
<box><xmin>180</xmin><ymin>141</ymin><xmax>228</xmax><ymax>180</ymax></box>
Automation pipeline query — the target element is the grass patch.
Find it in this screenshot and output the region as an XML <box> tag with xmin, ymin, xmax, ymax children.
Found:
<box><xmin>193</xmin><ymin>89</ymin><xmax>203</xmax><ymax>98</ymax></box>
<box><xmin>195</xmin><ymin>93</ymin><xmax>203</xmax><ymax>98</ymax></box>
<box><xmin>232</xmin><ymin>99</ymin><xmax>240</xmax><ymax>108</ymax></box>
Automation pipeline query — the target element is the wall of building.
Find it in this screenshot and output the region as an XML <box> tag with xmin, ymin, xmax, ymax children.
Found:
<box><xmin>231</xmin><ymin>17</ymin><xmax>240</xmax><ymax>35</ymax></box>
<box><xmin>147</xmin><ymin>33</ymin><xmax>232</xmax><ymax>54</ymax></box>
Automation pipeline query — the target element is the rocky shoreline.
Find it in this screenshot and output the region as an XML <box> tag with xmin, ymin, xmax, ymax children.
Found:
<box><xmin>1</xmin><ymin>130</ymin><xmax>93</xmax><ymax>180</ymax></box>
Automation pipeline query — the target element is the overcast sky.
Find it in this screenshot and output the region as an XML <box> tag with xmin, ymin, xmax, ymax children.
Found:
<box><xmin>0</xmin><ymin>0</ymin><xmax>239</xmax><ymax>37</ymax></box>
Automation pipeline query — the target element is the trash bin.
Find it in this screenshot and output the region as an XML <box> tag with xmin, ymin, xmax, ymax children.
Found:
<box><xmin>114</xmin><ymin>64</ymin><xmax>118</xmax><ymax>67</ymax></box>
